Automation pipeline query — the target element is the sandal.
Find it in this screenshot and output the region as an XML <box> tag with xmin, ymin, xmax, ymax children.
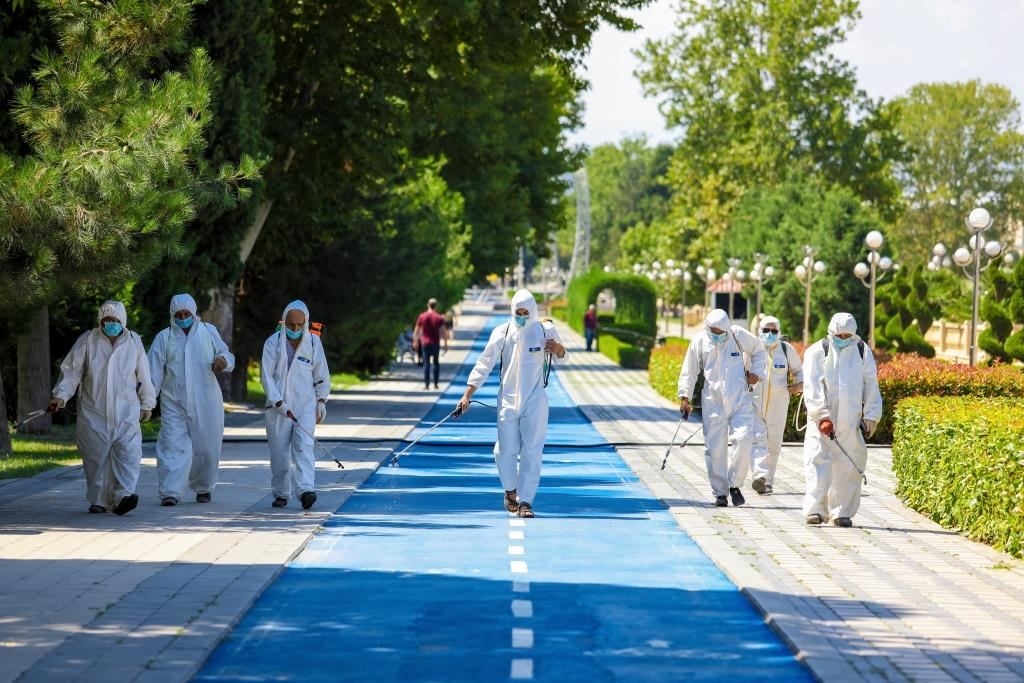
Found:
<box><xmin>504</xmin><ymin>489</ymin><xmax>518</xmax><ymax>513</ymax></box>
<box><xmin>517</xmin><ymin>502</ymin><xmax>535</xmax><ymax>518</ymax></box>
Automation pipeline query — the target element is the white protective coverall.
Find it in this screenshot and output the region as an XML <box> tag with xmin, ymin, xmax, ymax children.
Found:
<box><xmin>750</xmin><ymin>316</ymin><xmax>804</xmax><ymax>487</ymax></box>
<box><xmin>465</xmin><ymin>290</ymin><xmax>566</xmax><ymax>506</ymax></box>
<box><xmin>801</xmin><ymin>312</ymin><xmax>883</xmax><ymax>521</ymax></box>
<box><xmin>677</xmin><ymin>309</ymin><xmax>766</xmax><ymax>498</ymax></box>
<box><xmin>52</xmin><ymin>301</ymin><xmax>157</xmax><ymax>509</ymax></box>
<box><xmin>261</xmin><ymin>300</ymin><xmax>330</xmax><ymax>501</ymax></box>
<box><xmin>148</xmin><ymin>294</ymin><xmax>235</xmax><ymax>502</ymax></box>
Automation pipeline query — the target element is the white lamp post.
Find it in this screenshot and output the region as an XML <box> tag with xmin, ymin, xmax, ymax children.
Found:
<box><xmin>669</xmin><ymin>261</ymin><xmax>692</xmax><ymax>337</ymax></box>
<box><xmin>749</xmin><ymin>253</ymin><xmax>774</xmax><ymax>328</ymax></box>
<box><xmin>695</xmin><ymin>260</ymin><xmax>717</xmax><ymax>310</ymax></box>
<box><xmin>794</xmin><ymin>245</ymin><xmax>826</xmax><ymax>344</ymax></box>
<box><xmin>853</xmin><ymin>230</ymin><xmax>897</xmax><ymax>349</ymax></box>
<box><xmin>950</xmin><ymin>207</ymin><xmax>1017</xmax><ymax>366</ymax></box>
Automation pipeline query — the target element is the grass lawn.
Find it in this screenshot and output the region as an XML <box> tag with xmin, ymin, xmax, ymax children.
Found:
<box><xmin>2</xmin><ymin>424</ymin><xmax>80</xmax><ymax>480</ymax></box>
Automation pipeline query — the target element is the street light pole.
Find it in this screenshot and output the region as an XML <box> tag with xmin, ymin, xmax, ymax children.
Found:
<box><xmin>794</xmin><ymin>245</ymin><xmax>826</xmax><ymax>345</ymax></box>
<box><xmin>965</xmin><ymin>208</ymin><xmax>992</xmax><ymax>367</ymax></box>
<box><xmin>853</xmin><ymin>230</ymin><xmax>896</xmax><ymax>349</ymax></box>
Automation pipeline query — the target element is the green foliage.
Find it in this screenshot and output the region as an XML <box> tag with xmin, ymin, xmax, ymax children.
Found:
<box><xmin>566</xmin><ymin>270</ymin><xmax>657</xmax><ymax>338</ymax></box>
<box><xmin>3</xmin><ymin>426</ymin><xmax>78</xmax><ymax>479</ymax></box>
<box><xmin>978</xmin><ymin>257</ymin><xmax>1024</xmax><ymax>364</ymax></box>
<box><xmin>0</xmin><ymin>0</ymin><xmax>254</xmax><ymax>317</ymax></box>
<box><xmin>723</xmin><ymin>170</ymin><xmax>888</xmax><ymax>341</ymax></box>
<box><xmin>638</xmin><ymin>0</ymin><xmax>903</xmax><ymax>253</ymax></box>
<box><xmin>891</xmin><ymin>81</ymin><xmax>1024</xmax><ymax>267</ymax></box>
<box><xmin>583</xmin><ymin>138</ymin><xmax>673</xmax><ymax>269</ymax></box>
<box><xmin>893</xmin><ymin>396</ymin><xmax>1024</xmax><ymax>558</ymax></box>
<box><xmin>874</xmin><ymin>265</ymin><xmax>939</xmax><ymax>355</ymax></box>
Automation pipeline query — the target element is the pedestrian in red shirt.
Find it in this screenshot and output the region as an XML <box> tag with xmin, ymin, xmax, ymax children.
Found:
<box><xmin>414</xmin><ymin>298</ymin><xmax>448</xmax><ymax>389</ymax></box>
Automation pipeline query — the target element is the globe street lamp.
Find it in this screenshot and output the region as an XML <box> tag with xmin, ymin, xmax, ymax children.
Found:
<box><xmin>748</xmin><ymin>253</ymin><xmax>774</xmax><ymax>329</ymax></box>
<box><xmin>950</xmin><ymin>207</ymin><xmax>1017</xmax><ymax>366</ymax></box>
<box><xmin>928</xmin><ymin>243</ymin><xmax>953</xmax><ymax>271</ymax></box>
<box><xmin>794</xmin><ymin>245</ymin><xmax>826</xmax><ymax>345</ymax></box>
<box><xmin>668</xmin><ymin>259</ymin><xmax>692</xmax><ymax>337</ymax></box>
<box><xmin>853</xmin><ymin>230</ymin><xmax>897</xmax><ymax>349</ymax></box>
<box><xmin>722</xmin><ymin>257</ymin><xmax>746</xmax><ymax>320</ymax></box>
<box><xmin>694</xmin><ymin>260</ymin><xmax>717</xmax><ymax>310</ymax></box>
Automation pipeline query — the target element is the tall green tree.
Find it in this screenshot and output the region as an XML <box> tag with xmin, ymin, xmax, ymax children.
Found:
<box><xmin>584</xmin><ymin>138</ymin><xmax>673</xmax><ymax>270</ymax></box>
<box><xmin>891</xmin><ymin>80</ymin><xmax>1024</xmax><ymax>265</ymax></box>
<box><xmin>0</xmin><ymin>0</ymin><xmax>253</xmax><ymax>431</ymax></box>
<box><xmin>637</xmin><ymin>0</ymin><xmax>903</xmax><ymax>252</ymax></box>
<box><xmin>724</xmin><ymin>171</ymin><xmax>888</xmax><ymax>340</ymax></box>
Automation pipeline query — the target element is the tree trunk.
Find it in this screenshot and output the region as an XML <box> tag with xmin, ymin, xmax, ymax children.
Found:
<box><xmin>203</xmin><ymin>283</ymin><xmax>236</xmax><ymax>400</ymax></box>
<box><xmin>0</xmin><ymin>364</ymin><xmax>12</xmax><ymax>456</ymax></box>
<box><xmin>16</xmin><ymin>304</ymin><xmax>52</xmax><ymax>435</ymax></box>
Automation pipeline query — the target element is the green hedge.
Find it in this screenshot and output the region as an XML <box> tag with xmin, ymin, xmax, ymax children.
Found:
<box><xmin>565</xmin><ymin>270</ymin><xmax>657</xmax><ymax>368</ymax></box>
<box><xmin>650</xmin><ymin>341</ymin><xmax>689</xmax><ymax>402</ymax></box>
<box><xmin>893</xmin><ymin>396</ymin><xmax>1024</xmax><ymax>558</ymax></box>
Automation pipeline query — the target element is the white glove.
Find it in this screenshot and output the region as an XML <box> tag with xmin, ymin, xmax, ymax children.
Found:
<box><xmin>862</xmin><ymin>419</ymin><xmax>877</xmax><ymax>437</ymax></box>
<box><xmin>140</xmin><ymin>409</ymin><xmax>152</xmax><ymax>423</ymax></box>
<box><xmin>275</xmin><ymin>400</ymin><xmax>293</xmax><ymax>418</ymax></box>
<box><xmin>316</xmin><ymin>401</ymin><xmax>327</xmax><ymax>423</ymax></box>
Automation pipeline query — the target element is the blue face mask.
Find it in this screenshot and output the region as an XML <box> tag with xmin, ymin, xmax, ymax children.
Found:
<box><xmin>760</xmin><ymin>331</ymin><xmax>779</xmax><ymax>345</ymax></box>
<box><xmin>102</xmin><ymin>321</ymin><xmax>123</xmax><ymax>337</ymax></box>
<box><xmin>513</xmin><ymin>315</ymin><xmax>529</xmax><ymax>328</ymax></box>
<box><xmin>174</xmin><ymin>316</ymin><xmax>193</xmax><ymax>330</ymax></box>
<box><xmin>709</xmin><ymin>330</ymin><xmax>729</xmax><ymax>345</ymax></box>
<box><xmin>285</xmin><ymin>328</ymin><xmax>303</xmax><ymax>341</ymax></box>
<box><xmin>832</xmin><ymin>335</ymin><xmax>856</xmax><ymax>349</ymax></box>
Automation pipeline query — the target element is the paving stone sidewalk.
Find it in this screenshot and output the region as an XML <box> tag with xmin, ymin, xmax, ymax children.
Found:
<box><xmin>550</xmin><ymin>317</ymin><xmax>1024</xmax><ymax>683</ymax></box>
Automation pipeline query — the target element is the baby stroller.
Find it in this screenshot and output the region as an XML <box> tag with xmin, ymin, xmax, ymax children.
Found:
<box><xmin>395</xmin><ymin>329</ymin><xmax>418</xmax><ymax>364</ymax></box>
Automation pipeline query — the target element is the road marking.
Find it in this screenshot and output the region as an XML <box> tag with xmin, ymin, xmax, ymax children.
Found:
<box><xmin>510</xmin><ymin>560</ymin><xmax>528</xmax><ymax>573</ymax></box>
<box><xmin>508</xmin><ymin>530</ymin><xmax>524</xmax><ymax>540</ymax></box>
<box><xmin>508</xmin><ymin>545</ymin><xmax>525</xmax><ymax>556</ymax></box>
<box><xmin>512</xmin><ymin>628</ymin><xmax>534</xmax><ymax>648</ymax></box>
<box><xmin>511</xmin><ymin>600</ymin><xmax>533</xmax><ymax>618</ymax></box>
<box><xmin>510</xmin><ymin>658</ymin><xmax>534</xmax><ymax>679</ymax></box>
<box><xmin>512</xmin><ymin>581</ymin><xmax>530</xmax><ymax>593</ymax></box>
<box><xmin>510</xmin><ymin>519</ymin><xmax>526</xmax><ymax>527</ymax></box>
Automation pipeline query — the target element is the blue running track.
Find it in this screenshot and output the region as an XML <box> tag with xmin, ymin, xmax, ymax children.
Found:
<box><xmin>195</xmin><ymin>317</ymin><xmax>811</xmax><ymax>682</ymax></box>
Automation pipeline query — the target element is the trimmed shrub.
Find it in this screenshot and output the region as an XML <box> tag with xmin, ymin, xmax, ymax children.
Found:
<box><xmin>649</xmin><ymin>342</ymin><xmax>688</xmax><ymax>401</ymax></box>
<box><xmin>893</xmin><ymin>396</ymin><xmax>1024</xmax><ymax>557</ymax></box>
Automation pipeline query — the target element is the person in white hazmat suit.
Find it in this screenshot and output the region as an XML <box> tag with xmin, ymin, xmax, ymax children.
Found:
<box><xmin>261</xmin><ymin>300</ymin><xmax>330</xmax><ymax>510</ymax></box>
<box><xmin>48</xmin><ymin>301</ymin><xmax>156</xmax><ymax>515</ymax></box>
<box><xmin>677</xmin><ymin>309</ymin><xmax>765</xmax><ymax>507</ymax></box>
<box><xmin>456</xmin><ymin>289</ymin><xmax>567</xmax><ymax>518</ymax></box>
<box><xmin>749</xmin><ymin>316</ymin><xmax>803</xmax><ymax>495</ymax></box>
<box><xmin>801</xmin><ymin>312</ymin><xmax>882</xmax><ymax>527</ymax></box>
<box><xmin>147</xmin><ymin>294</ymin><xmax>235</xmax><ymax>506</ymax></box>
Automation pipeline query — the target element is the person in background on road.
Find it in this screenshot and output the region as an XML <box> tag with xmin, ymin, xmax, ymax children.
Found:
<box><xmin>677</xmin><ymin>308</ymin><xmax>765</xmax><ymax>508</ymax></box>
<box><xmin>414</xmin><ymin>297</ymin><xmax>448</xmax><ymax>390</ymax></box>
<box><xmin>148</xmin><ymin>294</ymin><xmax>235</xmax><ymax>507</ymax></box>
<box><xmin>456</xmin><ymin>289</ymin><xmax>567</xmax><ymax>518</ymax></box>
<box><xmin>801</xmin><ymin>312</ymin><xmax>882</xmax><ymax>528</ymax></box>
<box><xmin>750</xmin><ymin>315</ymin><xmax>803</xmax><ymax>496</ymax></box>
<box><xmin>583</xmin><ymin>303</ymin><xmax>598</xmax><ymax>352</ymax></box>
<box><xmin>261</xmin><ymin>300</ymin><xmax>330</xmax><ymax>510</ymax></box>
<box><xmin>48</xmin><ymin>300</ymin><xmax>156</xmax><ymax>515</ymax></box>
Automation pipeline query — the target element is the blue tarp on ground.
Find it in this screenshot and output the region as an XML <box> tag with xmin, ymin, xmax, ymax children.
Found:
<box><xmin>195</xmin><ymin>317</ymin><xmax>811</xmax><ymax>682</ymax></box>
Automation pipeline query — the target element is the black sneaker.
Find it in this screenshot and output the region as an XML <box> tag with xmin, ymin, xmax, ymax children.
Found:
<box><xmin>833</xmin><ymin>517</ymin><xmax>853</xmax><ymax>528</ymax></box>
<box><xmin>196</xmin><ymin>492</ymin><xmax>212</xmax><ymax>503</ymax></box>
<box><xmin>751</xmin><ymin>477</ymin><xmax>767</xmax><ymax>495</ymax></box>
<box><xmin>113</xmin><ymin>493</ymin><xmax>139</xmax><ymax>516</ymax></box>
<box><xmin>88</xmin><ymin>504</ymin><xmax>107</xmax><ymax>514</ymax></box>
<box><xmin>300</xmin><ymin>491</ymin><xmax>317</xmax><ymax>510</ymax></box>
<box><xmin>714</xmin><ymin>495</ymin><xmax>728</xmax><ymax>507</ymax></box>
<box><xmin>806</xmin><ymin>513</ymin><xmax>824</xmax><ymax>525</ymax></box>
<box><xmin>729</xmin><ymin>487</ymin><xmax>745</xmax><ymax>507</ymax></box>
<box><xmin>272</xmin><ymin>497</ymin><xmax>287</xmax><ymax>508</ymax></box>
<box><xmin>161</xmin><ymin>497</ymin><xmax>178</xmax><ymax>507</ymax></box>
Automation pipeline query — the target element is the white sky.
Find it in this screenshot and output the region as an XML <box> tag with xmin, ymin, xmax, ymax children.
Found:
<box><xmin>568</xmin><ymin>0</ymin><xmax>1024</xmax><ymax>149</ymax></box>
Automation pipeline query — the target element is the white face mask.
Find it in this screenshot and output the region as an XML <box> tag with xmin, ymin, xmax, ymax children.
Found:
<box><xmin>708</xmin><ymin>330</ymin><xmax>729</xmax><ymax>345</ymax></box>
